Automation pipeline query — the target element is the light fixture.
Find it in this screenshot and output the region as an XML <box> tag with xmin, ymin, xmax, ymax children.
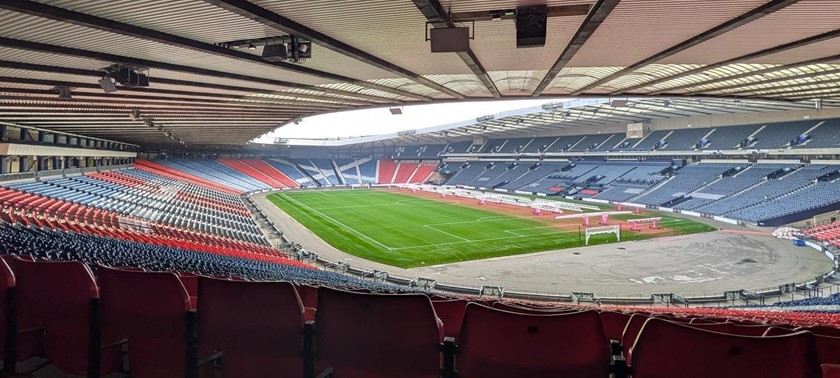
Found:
<box><xmin>98</xmin><ymin>77</ymin><xmax>117</xmax><ymax>93</ymax></box>
<box><xmin>53</xmin><ymin>86</ymin><xmax>72</xmax><ymax>99</ymax></box>
<box><xmin>248</xmin><ymin>43</ymin><xmax>257</xmax><ymax>50</ymax></box>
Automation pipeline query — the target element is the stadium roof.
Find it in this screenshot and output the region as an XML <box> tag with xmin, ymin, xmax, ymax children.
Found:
<box><xmin>2</xmin><ymin>0</ymin><xmax>840</xmax><ymax>147</ymax></box>
<box><xmin>283</xmin><ymin>97</ymin><xmax>836</xmax><ymax>146</ymax></box>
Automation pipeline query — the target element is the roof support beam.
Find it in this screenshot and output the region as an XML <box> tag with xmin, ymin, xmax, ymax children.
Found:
<box><xmin>410</xmin><ymin>0</ymin><xmax>501</xmax><ymax>98</ymax></box>
<box><xmin>0</xmin><ymin>0</ymin><xmax>429</xmax><ymax>102</ymax></box>
<box><xmin>570</xmin><ymin>0</ymin><xmax>802</xmax><ymax>95</ymax></box>
<box><xmin>202</xmin><ymin>0</ymin><xmax>461</xmax><ymax>99</ymax></box>
<box><xmin>613</xmin><ymin>27</ymin><xmax>840</xmax><ymax>94</ymax></box>
<box><xmin>0</xmin><ymin>37</ymin><xmax>394</xmax><ymax>104</ymax></box>
<box><xmin>532</xmin><ymin>0</ymin><xmax>619</xmax><ymax>96</ymax></box>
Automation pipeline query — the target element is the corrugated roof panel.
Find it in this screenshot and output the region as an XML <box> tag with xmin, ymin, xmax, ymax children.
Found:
<box><xmin>36</xmin><ymin>0</ymin><xmax>277</xmax><ymax>43</ymax></box>
<box><xmin>470</xmin><ymin>15</ymin><xmax>584</xmax><ymax>71</ymax></box>
<box><xmin>544</xmin><ymin>67</ymin><xmax>623</xmax><ymax>94</ymax></box>
<box><xmin>644</xmin><ymin>63</ymin><xmax>776</xmax><ymax>93</ymax></box>
<box><xmin>251</xmin><ymin>0</ymin><xmax>473</xmax><ymax>75</ymax></box>
<box><xmin>663</xmin><ymin>0</ymin><xmax>840</xmax><ymax>65</ymax></box>
<box><xmin>490</xmin><ymin>70</ymin><xmax>546</xmax><ymax>95</ymax></box>
<box><xmin>569</xmin><ymin>0</ymin><xmax>770</xmax><ymax>67</ymax></box>
<box><xmin>421</xmin><ymin>75</ymin><xmax>491</xmax><ymax>97</ymax></box>
<box><xmin>0</xmin><ymin>10</ymin><xmax>332</xmax><ymax>86</ymax></box>
<box><xmin>747</xmin><ymin>36</ymin><xmax>840</xmax><ymax>65</ymax></box>
<box><xmin>608</xmin><ymin>64</ymin><xmax>701</xmax><ymax>91</ymax></box>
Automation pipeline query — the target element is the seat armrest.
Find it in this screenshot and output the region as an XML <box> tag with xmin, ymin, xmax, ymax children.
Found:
<box><xmin>610</xmin><ymin>339</ymin><xmax>623</xmax><ymax>356</ymax></box>
<box><xmin>441</xmin><ymin>336</ymin><xmax>458</xmax><ymax>378</ymax></box>
<box><xmin>610</xmin><ymin>355</ymin><xmax>628</xmax><ymax>378</ymax></box>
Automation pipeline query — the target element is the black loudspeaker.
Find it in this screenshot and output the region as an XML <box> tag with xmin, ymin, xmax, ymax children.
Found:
<box><xmin>98</xmin><ymin>77</ymin><xmax>118</xmax><ymax>93</ymax></box>
<box><xmin>516</xmin><ymin>6</ymin><xmax>547</xmax><ymax>48</ymax></box>
<box><xmin>262</xmin><ymin>43</ymin><xmax>288</xmax><ymax>62</ymax></box>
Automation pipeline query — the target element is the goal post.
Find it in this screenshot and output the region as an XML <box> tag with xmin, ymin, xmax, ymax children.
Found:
<box><xmin>585</xmin><ymin>225</ymin><xmax>620</xmax><ymax>245</ymax></box>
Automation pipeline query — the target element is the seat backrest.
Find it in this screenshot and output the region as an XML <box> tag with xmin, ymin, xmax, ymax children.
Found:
<box><xmin>491</xmin><ymin>302</ymin><xmax>578</xmax><ymax>315</ymax></box>
<box><xmin>431</xmin><ymin>299</ymin><xmax>468</xmax><ymax>338</ymax></box>
<box><xmin>802</xmin><ymin>325</ymin><xmax>840</xmax><ymax>337</ymax></box>
<box><xmin>458</xmin><ymin>303</ymin><xmax>609</xmax><ymax>378</ymax></box>
<box><xmin>197</xmin><ymin>278</ymin><xmax>304</xmax><ymax>377</ymax></box>
<box><xmin>631</xmin><ymin>318</ymin><xmax>820</xmax><ymax>378</ymax></box>
<box><xmin>815</xmin><ymin>334</ymin><xmax>840</xmax><ymax>365</ymax></box>
<box><xmin>98</xmin><ymin>267</ymin><xmax>191</xmax><ymax>378</ymax></box>
<box><xmin>7</xmin><ymin>258</ymin><xmax>118</xmax><ymax>376</ymax></box>
<box><xmin>0</xmin><ymin>258</ymin><xmax>13</xmax><ymax>363</ymax></box>
<box><xmin>598</xmin><ymin>311</ymin><xmax>631</xmax><ymax>343</ymax></box>
<box><xmin>315</xmin><ymin>288</ymin><xmax>441</xmax><ymax>378</ymax></box>
<box><xmin>622</xmin><ymin>313</ymin><xmax>649</xmax><ymax>361</ymax></box>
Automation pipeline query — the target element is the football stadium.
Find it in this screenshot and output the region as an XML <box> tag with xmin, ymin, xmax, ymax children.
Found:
<box><xmin>1</xmin><ymin>0</ymin><xmax>840</xmax><ymax>377</ymax></box>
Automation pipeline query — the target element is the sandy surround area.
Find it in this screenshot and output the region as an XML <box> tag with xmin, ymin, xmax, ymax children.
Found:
<box><xmin>252</xmin><ymin>188</ymin><xmax>833</xmax><ymax>296</ymax></box>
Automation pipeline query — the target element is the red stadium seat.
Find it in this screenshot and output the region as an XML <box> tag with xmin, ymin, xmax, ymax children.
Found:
<box><xmin>295</xmin><ymin>284</ymin><xmax>318</xmax><ymax>321</ymax></box>
<box><xmin>457</xmin><ymin>304</ymin><xmax>610</xmax><ymax>378</ymax></box>
<box><xmin>98</xmin><ymin>267</ymin><xmax>207</xmax><ymax>378</ymax></box>
<box><xmin>490</xmin><ymin>301</ymin><xmax>578</xmax><ymax>315</ymax></box>
<box><xmin>6</xmin><ymin>258</ymin><xmax>120</xmax><ymax>376</ymax></box>
<box><xmin>631</xmin><ymin>318</ymin><xmax>820</xmax><ymax>378</ymax></box>
<box><xmin>599</xmin><ymin>311</ymin><xmax>632</xmax><ymax>344</ymax></box>
<box><xmin>197</xmin><ymin>278</ymin><xmax>304</xmax><ymax>378</ymax></box>
<box><xmin>0</xmin><ymin>257</ymin><xmax>16</xmax><ymax>374</ymax></box>
<box><xmin>431</xmin><ymin>298</ymin><xmax>468</xmax><ymax>338</ymax></box>
<box><xmin>313</xmin><ymin>288</ymin><xmax>442</xmax><ymax>378</ymax></box>
<box><xmin>621</xmin><ymin>313</ymin><xmax>649</xmax><ymax>361</ymax></box>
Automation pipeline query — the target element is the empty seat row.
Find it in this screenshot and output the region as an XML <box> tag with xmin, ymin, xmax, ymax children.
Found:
<box><xmin>2</xmin><ymin>257</ymin><xmax>837</xmax><ymax>378</ymax></box>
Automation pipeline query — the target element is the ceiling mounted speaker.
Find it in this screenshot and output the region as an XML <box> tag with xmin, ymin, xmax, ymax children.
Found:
<box><xmin>98</xmin><ymin>77</ymin><xmax>117</xmax><ymax>93</ymax></box>
<box><xmin>516</xmin><ymin>6</ymin><xmax>547</xmax><ymax>48</ymax></box>
<box><xmin>262</xmin><ymin>43</ymin><xmax>288</xmax><ymax>62</ymax></box>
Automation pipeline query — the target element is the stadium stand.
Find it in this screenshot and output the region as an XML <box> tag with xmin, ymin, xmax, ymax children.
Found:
<box><xmin>219</xmin><ymin>159</ymin><xmax>285</xmax><ymax>188</ymax></box>
<box><xmin>521</xmin><ymin>136</ymin><xmax>558</xmax><ymax>153</ymax></box>
<box><xmin>751</xmin><ymin>120</ymin><xmax>816</xmax><ymax>150</ymax></box>
<box><xmin>334</xmin><ymin>158</ymin><xmax>359</xmax><ymax>185</ymax></box>
<box><xmin>706</xmin><ymin>124</ymin><xmax>762</xmax><ymax>149</ymax></box>
<box><xmin>291</xmin><ymin>159</ymin><xmax>330</xmax><ymax>186</ymax></box>
<box><xmin>311</xmin><ymin>159</ymin><xmax>341</xmax><ymax>185</ymax></box>
<box><xmin>498</xmin><ymin>138</ymin><xmax>532</xmax><ymax>153</ymax></box>
<box><xmin>410</xmin><ymin>162</ymin><xmax>438</xmax><ymax>184</ymax></box>
<box><xmin>394</xmin><ymin>161</ymin><xmax>419</xmax><ymax>183</ymax></box>
<box><xmin>358</xmin><ymin>158</ymin><xmax>378</xmax><ymax>184</ymax></box>
<box><xmin>633</xmin><ymin>163</ymin><xmax>743</xmax><ymax>206</ymax></box>
<box><xmin>241</xmin><ymin>159</ymin><xmax>299</xmax><ymax>187</ymax></box>
<box><xmin>266</xmin><ymin>159</ymin><xmax>315</xmax><ymax>187</ymax></box>
<box><xmin>794</xmin><ymin>118</ymin><xmax>840</xmax><ymax>149</ymax></box>
<box><xmin>377</xmin><ymin>159</ymin><xmax>398</xmax><ymax>184</ymax></box>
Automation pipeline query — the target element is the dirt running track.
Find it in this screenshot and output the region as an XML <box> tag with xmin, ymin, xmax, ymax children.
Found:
<box><xmin>252</xmin><ymin>188</ymin><xmax>833</xmax><ymax>296</ymax></box>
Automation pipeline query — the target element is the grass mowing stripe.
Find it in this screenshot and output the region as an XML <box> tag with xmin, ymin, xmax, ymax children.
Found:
<box><xmin>279</xmin><ymin>193</ymin><xmax>394</xmax><ymax>250</ymax></box>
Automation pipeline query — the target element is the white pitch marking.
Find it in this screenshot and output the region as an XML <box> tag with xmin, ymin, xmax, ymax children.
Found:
<box><xmin>280</xmin><ymin>194</ymin><xmax>394</xmax><ymax>251</ymax></box>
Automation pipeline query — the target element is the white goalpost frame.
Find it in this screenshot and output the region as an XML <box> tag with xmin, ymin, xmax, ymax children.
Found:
<box><xmin>585</xmin><ymin>225</ymin><xmax>620</xmax><ymax>245</ymax></box>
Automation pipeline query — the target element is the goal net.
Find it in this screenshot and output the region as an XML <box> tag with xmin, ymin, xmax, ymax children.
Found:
<box><xmin>585</xmin><ymin>225</ymin><xmax>620</xmax><ymax>245</ymax></box>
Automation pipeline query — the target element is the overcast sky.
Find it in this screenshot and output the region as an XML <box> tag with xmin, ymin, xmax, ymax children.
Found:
<box><xmin>252</xmin><ymin>99</ymin><xmax>561</xmax><ymax>143</ymax></box>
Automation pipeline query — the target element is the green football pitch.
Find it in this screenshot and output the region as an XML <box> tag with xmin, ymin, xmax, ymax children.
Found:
<box><xmin>267</xmin><ymin>190</ymin><xmax>715</xmax><ymax>268</ymax></box>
